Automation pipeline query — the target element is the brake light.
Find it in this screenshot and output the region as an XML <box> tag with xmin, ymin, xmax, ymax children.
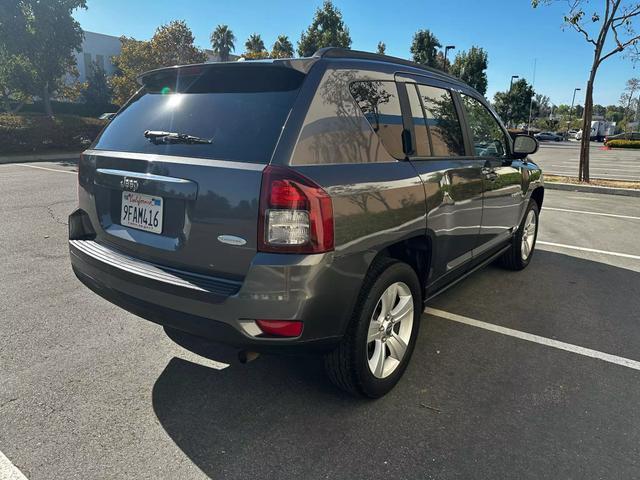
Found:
<box><xmin>256</xmin><ymin>319</ymin><xmax>303</xmax><ymax>337</ymax></box>
<box><xmin>258</xmin><ymin>165</ymin><xmax>334</xmax><ymax>253</ymax></box>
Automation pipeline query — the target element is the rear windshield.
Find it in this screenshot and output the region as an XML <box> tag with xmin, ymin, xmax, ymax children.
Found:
<box><xmin>92</xmin><ymin>64</ymin><xmax>305</xmax><ymax>163</ymax></box>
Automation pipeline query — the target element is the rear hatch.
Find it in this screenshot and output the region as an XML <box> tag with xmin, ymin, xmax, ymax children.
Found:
<box><xmin>79</xmin><ymin>63</ymin><xmax>306</xmax><ymax>280</ymax></box>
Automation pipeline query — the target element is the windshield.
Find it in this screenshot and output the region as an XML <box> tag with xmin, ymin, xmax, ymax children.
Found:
<box><xmin>92</xmin><ymin>64</ymin><xmax>305</xmax><ymax>163</ymax></box>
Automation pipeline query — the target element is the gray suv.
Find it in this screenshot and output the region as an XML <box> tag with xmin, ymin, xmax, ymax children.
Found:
<box><xmin>69</xmin><ymin>48</ymin><xmax>543</xmax><ymax>397</ymax></box>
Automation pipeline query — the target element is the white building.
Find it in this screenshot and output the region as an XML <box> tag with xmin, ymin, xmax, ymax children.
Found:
<box><xmin>69</xmin><ymin>31</ymin><xmax>238</xmax><ymax>84</ymax></box>
<box><xmin>73</xmin><ymin>31</ymin><xmax>122</xmax><ymax>82</ymax></box>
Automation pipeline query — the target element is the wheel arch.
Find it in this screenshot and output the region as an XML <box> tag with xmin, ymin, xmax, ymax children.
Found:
<box><xmin>530</xmin><ymin>186</ymin><xmax>544</xmax><ymax>209</ymax></box>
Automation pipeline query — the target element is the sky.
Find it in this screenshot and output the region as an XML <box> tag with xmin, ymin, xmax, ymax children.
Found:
<box><xmin>73</xmin><ymin>0</ymin><xmax>638</xmax><ymax>106</ymax></box>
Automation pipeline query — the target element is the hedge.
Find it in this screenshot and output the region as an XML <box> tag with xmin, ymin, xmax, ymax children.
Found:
<box><xmin>0</xmin><ymin>113</ymin><xmax>106</xmax><ymax>154</ymax></box>
<box><xmin>606</xmin><ymin>139</ymin><xmax>640</xmax><ymax>149</ymax></box>
<box><xmin>20</xmin><ymin>100</ymin><xmax>119</xmax><ymax>118</ymax></box>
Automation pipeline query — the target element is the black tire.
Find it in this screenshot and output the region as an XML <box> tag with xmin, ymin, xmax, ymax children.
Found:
<box><xmin>498</xmin><ymin>199</ymin><xmax>540</xmax><ymax>270</ymax></box>
<box><xmin>324</xmin><ymin>258</ymin><xmax>422</xmax><ymax>398</ymax></box>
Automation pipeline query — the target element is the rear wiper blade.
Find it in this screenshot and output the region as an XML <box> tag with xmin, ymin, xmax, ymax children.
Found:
<box><xmin>144</xmin><ymin>130</ymin><xmax>212</xmax><ymax>145</ymax></box>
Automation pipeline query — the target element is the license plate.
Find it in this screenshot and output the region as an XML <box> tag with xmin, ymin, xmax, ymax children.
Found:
<box><xmin>121</xmin><ymin>192</ymin><xmax>163</xmax><ymax>234</ymax></box>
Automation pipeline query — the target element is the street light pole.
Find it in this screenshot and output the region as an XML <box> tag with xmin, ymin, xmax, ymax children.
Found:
<box><xmin>569</xmin><ymin>87</ymin><xmax>581</xmax><ymax>134</ymax></box>
<box><xmin>509</xmin><ymin>75</ymin><xmax>519</xmax><ymax>91</ymax></box>
<box><xmin>444</xmin><ymin>45</ymin><xmax>455</xmax><ymax>72</ymax></box>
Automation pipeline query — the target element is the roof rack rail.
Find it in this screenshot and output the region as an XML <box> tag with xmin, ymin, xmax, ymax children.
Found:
<box><xmin>312</xmin><ymin>47</ymin><xmax>460</xmax><ymax>84</ymax></box>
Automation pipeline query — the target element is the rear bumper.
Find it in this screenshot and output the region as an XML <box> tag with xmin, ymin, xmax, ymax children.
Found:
<box><xmin>69</xmin><ymin>217</ymin><xmax>367</xmax><ymax>353</ymax></box>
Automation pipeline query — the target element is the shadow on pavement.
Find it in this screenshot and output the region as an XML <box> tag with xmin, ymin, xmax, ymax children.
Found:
<box><xmin>54</xmin><ymin>158</ymin><xmax>79</xmax><ymax>168</ymax></box>
<box><xmin>151</xmin><ymin>250</ymin><xmax>640</xmax><ymax>480</ymax></box>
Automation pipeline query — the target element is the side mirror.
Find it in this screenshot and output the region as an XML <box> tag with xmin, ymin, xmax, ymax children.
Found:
<box><xmin>512</xmin><ymin>134</ymin><xmax>539</xmax><ymax>159</ymax></box>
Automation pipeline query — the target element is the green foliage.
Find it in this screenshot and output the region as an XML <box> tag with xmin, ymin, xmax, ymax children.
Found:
<box><xmin>110</xmin><ymin>21</ymin><xmax>206</xmax><ymax>106</ymax></box>
<box><xmin>110</xmin><ymin>37</ymin><xmax>155</xmax><ymax>106</ymax></box>
<box><xmin>150</xmin><ymin>20</ymin><xmax>207</xmax><ymax>67</ymax></box>
<box><xmin>0</xmin><ymin>0</ymin><xmax>87</xmax><ymax>116</ymax></box>
<box><xmin>449</xmin><ymin>46</ymin><xmax>488</xmax><ymax>95</ymax></box>
<box><xmin>297</xmin><ymin>1</ymin><xmax>352</xmax><ymax>57</ymax></box>
<box><xmin>493</xmin><ymin>78</ymin><xmax>535</xmax><ymax>126</ymax></box>
<box><xmin>0</xmin><ymin>113</ymin><xmax>105</xmax><ymax>153</ymax></box>
<box><xmin>533</xmin><ymin>118</ymin><xmax>560</xmax><ymax>131</ymax></box>
<box><xmin>410</xmin><ymin>30</ymin><xmax>441</xmax><ymax>68</ymax></box>
<box><xmin>245</xmin><ymin>34</ymin><xmax>266</xmax><ymax>55</ymax></box>
<box><xmin>210</xmin><ymin>24</ymin><xmax>236</xmax><ymax>61</ymax></box>
<box><xmin>606</xmin><ymin>139</ymin><xmax>640</xmax><ymax>148</ymax></box>
<box><xmin>0</xmin><ymin>48</ymin><xmax>36</xmax><ymax>111</ymax></box>
<box><xmin>271</xmin><ymin>35</ymin><xmax>294</xmax><ymax>58</ymax></box>
<box><xmin>82</xmin><ymin>62</ymin><xmax>112</xmax><ymax>109</ymax></box>
<box><xmin>377</xmin><ymin>41</ymin><xmax>386</xmax><ymax>55</ymax></box>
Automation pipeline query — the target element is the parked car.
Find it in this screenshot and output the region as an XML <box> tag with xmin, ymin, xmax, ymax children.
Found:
<box><xmin>605</xmin><ymin>132</ymin><xmax>640</xmax><ymax>144</ymax></box>
<box><xmin>69</xmin><ymin>48</ymin><xmax>543</xmax><ymax>397</ymax></box>
<box><xmin>534</xmin><ymin>131</ymin><xmax>562</xmax><ymax>142</ymax></box>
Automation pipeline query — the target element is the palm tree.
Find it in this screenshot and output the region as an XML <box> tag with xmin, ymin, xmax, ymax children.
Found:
<box><xmin>271</xmin><ymin>35</ymin><xmax>294</xmax><ymax>58</ymax></box>
<box><xmin>244</xmin><ymin>33</ymin><xmax>265</xmax><ymax>54</ymax></box>
<box><xmin>210</xmin><ymin>24</ymin><xmax>236</xmax><ymax>62</ymax></box>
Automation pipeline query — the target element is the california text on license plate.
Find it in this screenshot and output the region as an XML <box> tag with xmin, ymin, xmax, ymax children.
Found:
<box><xmin>121</xmin><ymin>192</ymin><xmax>163</xmax><ymax>234</ymax></box>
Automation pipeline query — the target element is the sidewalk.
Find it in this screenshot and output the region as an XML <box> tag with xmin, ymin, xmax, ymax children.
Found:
<box><xmin>0</xmin><ymin>152</ymin><xmax>81</xmax><ymax>164</ymax></box>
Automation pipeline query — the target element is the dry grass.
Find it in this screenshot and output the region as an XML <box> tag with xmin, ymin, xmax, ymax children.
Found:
<box><xmin>545</xmin><ymin>175</ymin><xmax>640</xmax><ymax>190</ymax></box>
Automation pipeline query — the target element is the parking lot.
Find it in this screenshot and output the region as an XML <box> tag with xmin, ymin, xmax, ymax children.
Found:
<box><xmin>1</xmin><ymin>160</ymin><xmax>640</xmax><ymax>479</ymax></box>
<box><xmin>531</xmin><ymin>141</ymin><xmax>640</xmax><ymax>182</ymax></box>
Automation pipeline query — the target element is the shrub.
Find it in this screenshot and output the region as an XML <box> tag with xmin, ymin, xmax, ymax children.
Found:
<box><xmin>606</xmin><ymin>139</ymin><xmax>640</xmax><ymax>149</ymax></box>
<box><xmin>0</xmin><ymin>113</ymin><xmax>106</xmax><ymax>154</ymax></box>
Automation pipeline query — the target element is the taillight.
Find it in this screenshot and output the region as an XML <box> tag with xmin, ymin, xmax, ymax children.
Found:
<box><xmin>258</xmin><ymin>165</ymin><xmax>334</xmax><ymax>253</ymax></box>
<box><xmin>255</xmin><ymin>319</ymin><xmax>303</xmax><ymax>337</ymax></box>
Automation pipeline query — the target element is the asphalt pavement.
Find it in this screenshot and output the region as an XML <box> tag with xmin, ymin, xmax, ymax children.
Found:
<box><xmin>531</xmin><ymin>141</ymin><xmax>640</xmax><ymax>181</ymax></box>
<box><xmin>1</xmin><ymin>161</ymin><xmax>639</xmax><ymax>479</ymax></box>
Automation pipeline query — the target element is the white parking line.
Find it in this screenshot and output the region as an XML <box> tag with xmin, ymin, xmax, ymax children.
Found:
<box><xmin>0</xmin><ymin>450</ymin><xmax>28</xmax><ymax>480</ymax></box>
<box><xmin>537</xmin><ymin>241</ymin><xmax>640</xmax><ymax>260</ymax></box>
<box><xmin>426</xmin><ymin>308</ymin><xmax>640</xmax><ymax>371</ymax></box>
<box><xmin>544</xmin><ymin>207</ymin><xmax>640</xmax><ymax>221</ymax></box>
<box><xmin>12</xmin><ymin>164</ymin><xmax>77</xmax><ymax>175</ymax></box>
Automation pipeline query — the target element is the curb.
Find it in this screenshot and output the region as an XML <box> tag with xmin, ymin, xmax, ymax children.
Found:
<box><xmin>545</xmin><ymin>181</ymin><xmax>640</xmax><ymax>198</ymax></box>
<box><xmin>0</xmin><ymin>152</ymin><xmax>81</xmax><ymax>164</ymax></box>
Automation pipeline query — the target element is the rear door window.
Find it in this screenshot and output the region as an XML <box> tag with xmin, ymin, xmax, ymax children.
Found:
<box><xmin>461</xmin><ymin>94</ymin><xmax>509</xmax><ymax>157</ymax></box>
<box><xmin>350</xmin><ymin>81</ymin><xmax>404</xmax><ymax>159</ymax></box>
<box><xmin>416</xmin><ymin>85</ymin><xmax>466</xmax><ymax>157</ymax></box>
<box><xmin>405</xmin><ymin>84</ymin><xmax>431</xmax><ymax>157</ymax></box>
<box><xmin>92</xmin><ymin>65</ymin><xmax>305</xmax><ymax>163</ymax></box>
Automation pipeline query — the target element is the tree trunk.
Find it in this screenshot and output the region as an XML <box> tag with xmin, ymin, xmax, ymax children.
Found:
<box><xmin>579</xmin><ymin>60</ymin><xmax>599</xmax><ymax>182</ymax></box>
<box><xmin>43</xmin><ymin>82</ymin><xmax>53</xmax><ymax>117</ymax></box>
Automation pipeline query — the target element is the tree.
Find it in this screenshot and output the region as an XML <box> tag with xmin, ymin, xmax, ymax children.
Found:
<box><xmin>0</xmin><ymin>48</ymin><xmax>36</xmax><ymax>113</ymax></box>
<box><xmin>245</xmin><ymin>34</ymin><xmax>266</xmax><ymax>54</ymax></box>
<box><xmin>606</xmin><ymin>104</ymin><xmax>625</xmax><ymax>121</ymax></box>
<box><xmin>271</xmin><ymin>35</ymin><xmax>294</xmax><ymax>58</ymax></box>
<box><xmin>82</xmin><ymin>61</ymin><xmax>112</xmax><ymax>110</ymax></box>
<box><xmin>593</xmin><ymin>104</ymin><xmax>607</xmax><ymax>116</ymax></box>
<box><xmin>297</xmin><ymin>1</ymin><xmax>352</xmax><ymax>57</ymax></box>
<box><xmin>377</xmin><ymin>41</ymin><xmax>386</xmax><ymax>55</ymax></box>
<box><xmin>533</xmin><ymin>93</ymin><xmax>552</xmax><ymax>118</ymax></box>
<box><xmin>151</xmin><ymin>20</ymin><xmax>206</xmax><ymax>67</ymax></box>
<box><xmin>0</xmin><ymin>0</ymin><xmax>87</xmax><ymax>116</ymax></box>
<box><xmin>410</xmin><ymin>30</ymin><xmax>441</xmax><ymax>68</ymax></box>
<box><xmin>620</xmin><ymin>77</ymin><xmax>640</xmax><ymax>122</ymax></box>
<box><xmin>533</xmin><ymin>0</ymin><xmax>640</xmax><ymax>182</ymax></box>
<box><xmin>493</xmin><ymin>79</ymin><xmax>536</xmax><ymax>127</ymax></box>
<box><xmin>449</xmin><ymin>46</ymin><xmax>489</xmax><ymax>95</ymax></box>
<box><xmin>210</xmin><ymin>24</ymin><xmax>236</xmax><ymax>62</ymax></box>
<box><xmin>110</xmin><ymin>37</ymin><xmax>154</xmax><ymax>106</ymax></box>
<box><xmin>110</xmin><ymin>21</ymin><xmax>205</xmax><ymax>106</ymax></box>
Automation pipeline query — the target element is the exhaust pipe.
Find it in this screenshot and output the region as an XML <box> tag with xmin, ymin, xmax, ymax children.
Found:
<box><xmin>238</xmin><ymin>350</ymin><xmax>260</xmax><ymax>364</ymax></box>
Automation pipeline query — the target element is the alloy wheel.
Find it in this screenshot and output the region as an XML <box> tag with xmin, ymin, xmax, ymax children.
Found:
<box><xmin>366</xmin><ymin>282</ymin><xmax>414</xmax><ymax>379</ymax></box>
<box><xmin>521</xmin><ymin>209</ymin><xmax>537</xmax><ymax>261</ymax></box>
